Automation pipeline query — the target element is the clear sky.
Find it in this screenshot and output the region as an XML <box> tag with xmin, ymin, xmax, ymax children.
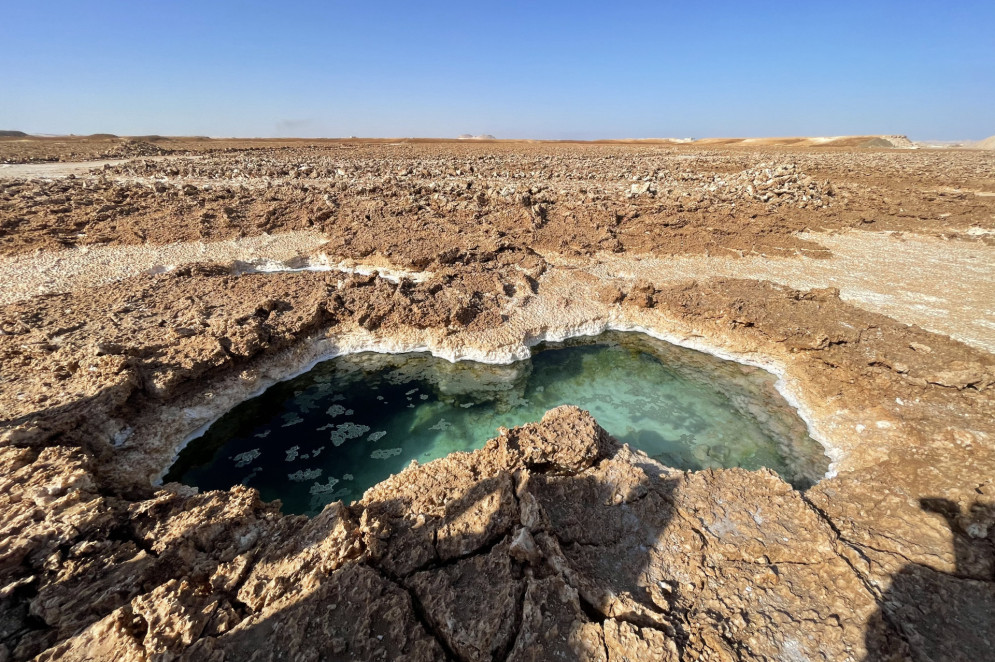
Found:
<box><xmin>1</xmin><ymin>1</ymin><xmax>992</xmax><ymax>140</ymax></box>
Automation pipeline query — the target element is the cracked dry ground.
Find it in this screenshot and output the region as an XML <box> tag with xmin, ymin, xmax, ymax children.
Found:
<box><xmin>1</xmin><ymin>140</ymin><xmax>994</xmax><ymax>661</ymax></box>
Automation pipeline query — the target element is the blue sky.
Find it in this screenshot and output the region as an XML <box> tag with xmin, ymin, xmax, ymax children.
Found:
<box><xmin>1</xmin><ymin>1</ymin><xmax>992</xmax><ymax>140</ymax></box>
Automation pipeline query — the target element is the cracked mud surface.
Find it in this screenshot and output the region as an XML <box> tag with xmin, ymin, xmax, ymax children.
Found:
<box><xmin>1</xmin><ymin>139</ymin><xmax>994</xmax><ymax>661</ymax></box>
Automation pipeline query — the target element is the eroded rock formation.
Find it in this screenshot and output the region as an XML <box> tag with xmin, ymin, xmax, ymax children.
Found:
<box><xmin>0</xmin><ymin>265</ymin><xmax>992</xmax><ymax>661</ymax></box>
<box><xmin>1</xmin><ymin>140</ymin><xmax>993</xmax><ymax>661</ymax></box>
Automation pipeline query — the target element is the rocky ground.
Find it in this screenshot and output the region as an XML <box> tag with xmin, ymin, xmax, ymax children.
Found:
<box><xmin>0</xmin><ymin>138</ymin><xmax>993</xmax><ymax>661</ymax></box>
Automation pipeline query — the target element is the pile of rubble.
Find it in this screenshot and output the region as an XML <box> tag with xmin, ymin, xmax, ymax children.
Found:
<box><xmin>108</xmin><ymin>140</ymin><xmax>174</xmax><ymax>158</ymax></box>
<box><xmin>628</xmin><ymin>163</ymin><xmax>835</xmax><ymax>209</ymax></box>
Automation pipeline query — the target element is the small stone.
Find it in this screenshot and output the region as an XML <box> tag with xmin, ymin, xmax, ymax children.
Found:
<box><xmin>508</xmin><ymin>528</ymin><xmax>541</xmax><ymax>565</ymax></box>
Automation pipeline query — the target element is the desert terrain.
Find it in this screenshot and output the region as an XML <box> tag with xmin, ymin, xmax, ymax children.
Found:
<box><xmin>1</xmin><ymin>134</ymin><xmax>994</xmax><ymax>661</ymax></box>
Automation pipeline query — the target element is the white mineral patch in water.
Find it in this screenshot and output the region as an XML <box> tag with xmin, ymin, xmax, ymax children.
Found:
<box><xmin>368</xmin><ymin>431</ymin><xmax>387</xmax><ymax>442</ymax></box>
<box><xmin>329</xmin><ymin>422</ymin><xmax>371</xmax><ymax>446</ymax></box>
<box><xmin>313</xmin><ymin>445</ymin><xmax>325</xmax><ymax>457</ymax></box>
<box><xmin>343</xmin><ymin>474</ymin><xmax>354</xmax><ymax>480</ymax></box>
<box><xmin>285</xmin><ymin>446</ymin><xmax>300</xmax><ymax>462</ymax></box>
<box><xmin>371</xmin><ymin>448</ymin><xmax>403</xmax><ymax>459</ymax></box>
<box><xmin>326</xmin><ymin>404</ymin><xmax>347</xmax><ymax>417</ymax></box>
<box><xmin>232</xmin><ymin>449</ymin><xmax>261</xmax><ymax>468</ymax></box>
<box><xmin>254</xmin><ymin>430</ymin><xmax>271</xmax><ymax>438</ymax></box>
<box><xmin>309</xmin><ymin>477</ymin><xmax>341</xmax><ymax>494</ymax></box>
<box><xmin>281</xmin><ymin>413</ymin><xmax>304</xmax><ymax>427</ymax></box>
<box><xmin>288</xmin><ymin>468</ymin><xmax>323</xmax><ymax>482</ymax></box>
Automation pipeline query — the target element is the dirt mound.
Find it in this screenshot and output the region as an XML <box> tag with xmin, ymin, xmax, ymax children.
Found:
<box><xmin>973</xmin><ymin>135</ymin><xmax>995</xmax><ymax>150</ymax></box>
<box><xmin>861</xmin><ymin>137</ymin><xmax>896</xmax><ymax>148</ymax></box>
<box><xmin>109</xmin><ymin>139</ymin><xmax>173</xmax><ymax>158</ymax></box>
<box><xmin>860</xmin><ymin>135</ymin><xmax>916</xmax><ymax>149</ymax></box>
<box><xmin>883</xmin><ymin>135</ymin><xmax>916</xmax><ymax>148</ymax></box>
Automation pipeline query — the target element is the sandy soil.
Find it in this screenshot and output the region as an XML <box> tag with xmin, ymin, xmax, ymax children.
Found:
<box><xmin>5</xmin><ymin>228</ymin><xmax>992</xmax><ymax>353</ymax></box>
<box><xmin>582</xmin><ymin>231</ymin><xmax>995</xmax><ymax>353</ymax></box>
<box><xmin>0</xmin><ymin>160</ymin><xmax>130</xmax><ymax>179</ymax></box>
<box><xmin>0</xmin><ymin>231</ymin><xmax>330</xmax><ymax>305</ymax></box>
<box><xmin>1</xmin><ymin>137</ymin><xmax>993</xmax><ymax>662</ymax></box>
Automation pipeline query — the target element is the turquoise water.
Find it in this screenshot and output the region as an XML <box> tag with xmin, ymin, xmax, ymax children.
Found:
<box><xmin>165</xmin><ymin>332</ymin><xmax>829</xmax><ymax>515</ymax></box>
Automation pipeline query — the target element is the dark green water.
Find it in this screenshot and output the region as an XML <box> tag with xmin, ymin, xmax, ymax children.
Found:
<box><xmin>165</xmin><ymin>332</ymin><xmax>829</xmax><ymax>515</ymax></box>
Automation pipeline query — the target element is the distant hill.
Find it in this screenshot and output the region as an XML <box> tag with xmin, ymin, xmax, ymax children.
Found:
<box><xmin>881</xmin><ymin>135</ymin><xmax>915</xmax><ymax>149</ymax></box>
<box><xmin>860</xmin><ymin>135</ymin><xmax>916</xmax><ymax>149</ymax></box>
<box><xmin>0</xmin><ymin>130</ymin><xmax>28</xmax><ymax>138</ymax></box>
<box><xmin>974</xmin><ymin>135</ymin><xmax>995</xmax><ymax>150</ymax></box>
<box><xmin>861</xmin><ymin>137</ymin><xmax>896</xmax><ymax>148</ymax></box>
<box><xmin>457</xmin><ymin>134</ymin><xmax>497</xmax><ymax>140</ymax></box>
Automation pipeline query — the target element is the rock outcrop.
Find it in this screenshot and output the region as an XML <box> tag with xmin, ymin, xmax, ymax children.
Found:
<box><xmin>0</xmin><ymin>406</ymin><xmax>917</xmax><ymax>660</ymax></box>
<box><xmin>0</xmin><ymin>265</ymin><xmax>992</xmax><ymax>660</ymax></box>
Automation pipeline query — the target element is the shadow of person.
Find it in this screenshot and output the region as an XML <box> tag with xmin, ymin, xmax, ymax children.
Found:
<box><xmin>612</xmin><ymin>427</ymin><xmax>706</xmax><ymax>474</ymax></box>
<box><xmin>338</xmin><ymin>407</ymin><xmax>686</xmax><ymax>661</ymax></box>
<box><xmin>863</xmin><ymin>497</ymin><xmax>995</xmax><ymax>662</ymax></box>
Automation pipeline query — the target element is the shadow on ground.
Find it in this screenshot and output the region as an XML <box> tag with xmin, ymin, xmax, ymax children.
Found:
<box><xmin>863</xmin><ymin>498</ymin><xmax>995</xmax><ymax>662</ymax></box>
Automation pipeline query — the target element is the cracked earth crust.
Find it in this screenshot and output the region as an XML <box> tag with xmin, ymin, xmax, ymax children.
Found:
<box><xmin>1</xmin><ymin>139</ymin><xmax>994</xmax><ymax>661</ymax></box>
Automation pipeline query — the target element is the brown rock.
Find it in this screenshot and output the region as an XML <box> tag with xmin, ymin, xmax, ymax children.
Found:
<box><xmin>210</xmin><ymin>564</ymin><xmax>444</xmax><ymax>661</ymax></box>
<box><xmin>626</xmin><ymin>280</ymin><xmax>657</xmax><ymax>308</ymax></box>
<box><xmin>603</xmin><ymin>619</ymin><xmax>679</xmax><ymax>661</ymax></box>
<box><xmin>594</xmin><ymin>283</ymin><xmax>624</xmax><ymax>305</ymax></box>
<box><xmin>407</xmin><ymin>539</ymin><xmax>524</xmax><ymax>661</ymax></box>
<box><xmin>507</xmin><ymin>575</ymin><xmax>607</xmax><ymax>662</ymax></box>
